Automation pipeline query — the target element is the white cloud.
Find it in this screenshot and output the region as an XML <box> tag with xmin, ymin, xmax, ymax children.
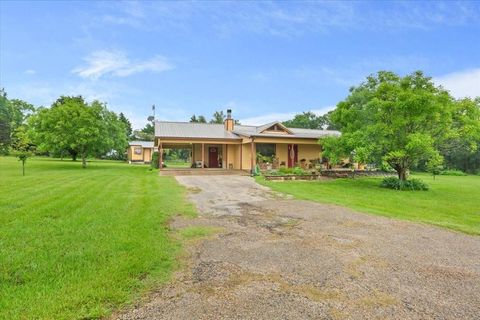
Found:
<box><xmin>25</xmin><ymin>69</ymin><xmax>36</xmax><ymax>75</ymax></box>
<box><xmin>239</xmin><ymin>106</ymin><xmax>335</xmax><ymax>126</ymax></box>
<box><xmin>72</xmin><ymin>50</ymin><xmax>173</xmax><ymax>80</ymax></box>
<box><xmin>435</xmin><ymin>68</ymin><xmax>480</xmax><ymax>99</ymax></box>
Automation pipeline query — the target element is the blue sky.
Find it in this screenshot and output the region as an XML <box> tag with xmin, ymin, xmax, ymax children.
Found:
<box><xmin>1</xmin><ymin>1</ymin><xmax>480</xmax><ymax>129</ymax></box>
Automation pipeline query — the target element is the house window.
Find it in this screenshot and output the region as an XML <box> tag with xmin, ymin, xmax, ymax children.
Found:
<box><xmin>256</xmin><ymin>143</ymin><xmax>275</xmax><ymax>157</ymax></box>
<box><xmin>134</xmin><ymin>147</ymin><xmax>142</xmax><ymax>155</ymax></box>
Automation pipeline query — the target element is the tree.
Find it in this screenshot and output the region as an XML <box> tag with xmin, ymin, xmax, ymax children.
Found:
<box><xmin>12</xmin><ymin>125</ymin><xmax>34</xmax><ymax>176</ymax></box>
<box><xmin>426</xmin><ymin>153</ymin><xmax>444</xmax><ymax>180</ymax></box>
<box><xmin>190</xmin><ymin>114</ymin><xmax>207</xmax><ymax>123</ymax></box>
<box><xmin>29</xmin><ymin>96</ymin><xmax>127</xmax><ymax>168</ymax></box>
<box><xmin>283</xmin><ymin>111</ymin><xmax>325</xmax><ymax>129</ymax></box>
<box><xmin>119</xmin><ymin>112</ymin><xmax>133</xmax><ymax>138</ymax></box>
<box><xmin>209</xmin><ymin>111</ymin><xmax>226</xmax><ymax>124</ymax></box>
<box><xmin>0</xmin><ymin>89</ymin><xmax>35</xmax><ymax>154</ymax></box>
<box><xmin>438</xmin><ymin>98</ymin><xmax>480</xmax><ymax>173</ymax></box>
<box><xmin>322</xmin><ymin>71</ymin><xmax>454</xmax><ymax>181</ymax></box>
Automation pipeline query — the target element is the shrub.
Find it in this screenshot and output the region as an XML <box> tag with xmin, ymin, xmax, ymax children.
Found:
<box><xmin>151</xmin><ymin>151</ymin><xmax>159</xmax><ymax>169</ymax></box>
<box><xmin>440</xmin><ymin>169</ymin><xmax>467</xmax><ymax>176</ymax></box>
<box><xmin>380</xmin><ymin>177</ymin><xmax>429</xmax><ymax>191</ymax></box>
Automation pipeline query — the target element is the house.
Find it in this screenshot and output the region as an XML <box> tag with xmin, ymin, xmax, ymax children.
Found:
<box><xmin>155</xmin><ymin>110</ymin><xmax>339</xmax><ymax>172</ymax></box>
<box><xmin>127</xmin><ymin>141</ymin><xmax>154</xmax><ymax>164</ymax></box>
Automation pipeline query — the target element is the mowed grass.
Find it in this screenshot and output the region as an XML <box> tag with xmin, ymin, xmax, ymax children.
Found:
<box><xmin>0</xmin><ymin>157</ymin><xmax>196</xmax><ymax>319</ymax></box>
<box><xmin>257</xmin><ymin>173</ymin><xmax>480</xmax><ymax>235</ymax></box>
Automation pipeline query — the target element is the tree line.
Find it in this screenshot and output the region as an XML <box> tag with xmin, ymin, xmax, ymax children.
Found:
<box><xmin>0</xmin><ymin>91</ymin><xmax>130</xmax><ymax>169</ymax></box>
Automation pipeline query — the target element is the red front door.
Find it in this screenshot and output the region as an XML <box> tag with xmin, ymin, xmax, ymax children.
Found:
<box><xmin>287</xmin><ymin>144</ymin><xmax>298</xmax><ymax>168</ymax></box>
<box><xmin>208</xmin><ymin>147</ymin><xmax>219</xmax><ymax>168</ymax></box>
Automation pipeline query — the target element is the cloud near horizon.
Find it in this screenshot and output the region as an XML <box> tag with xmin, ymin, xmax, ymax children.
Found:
<box><xmin>72</xmin><ymin>50</ymin><xmax>174</xmax><ymax>80</ymax></box>
<box><xmin>435</xmin><ymin>68</ymin><xmax>480</xmax><ymax>99</ymax></box>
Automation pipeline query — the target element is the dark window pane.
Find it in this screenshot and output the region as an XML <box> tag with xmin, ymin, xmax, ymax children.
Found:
<box><xmin>256</xmin><ymin>143</ymin><xmax>275</xmax><ymax>157</ymax></box>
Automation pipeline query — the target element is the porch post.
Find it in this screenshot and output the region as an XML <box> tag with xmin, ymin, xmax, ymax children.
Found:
<box><xmin>159</xmin><ymin>142</ymin><xmax>163</xmax><ymax>170</ymax></box>
<box><xmin>225</xmin><ymin>144</ymin><xmax>228</xmax><ymax>170</ymax></box>
<box><xmin>201</xmin><ymin>143</ymin><xmax>205</xmax><ymax>168</ymax></box>
<box><xmin>250</xmin><ymin>138</ymin><xmax>255</xmax><ymax>174</ymax></box>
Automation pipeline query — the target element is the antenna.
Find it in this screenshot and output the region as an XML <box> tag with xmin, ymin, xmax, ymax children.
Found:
<box><xmin>152</xmin><ymin>104</ymin><xmax>156</xmax><ymax>120</ymax></box>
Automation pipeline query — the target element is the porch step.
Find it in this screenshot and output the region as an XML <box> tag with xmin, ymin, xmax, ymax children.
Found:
<box><xmin>160</xmin><ymin>169</ymin><xmax>250</xmax><ymax>176</ymax></box>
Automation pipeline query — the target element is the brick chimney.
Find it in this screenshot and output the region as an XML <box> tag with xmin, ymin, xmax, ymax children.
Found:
<box><xmin>224</xmin><ymin>109</ymin><xmax>234</xmax><ymax>131</ymax></box>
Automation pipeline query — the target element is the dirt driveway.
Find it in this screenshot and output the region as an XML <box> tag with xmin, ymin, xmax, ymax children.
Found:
<box><xmin>117</xmin><ymin>176</ymin><xmax>480</xmax><ymax>320</ymax></box>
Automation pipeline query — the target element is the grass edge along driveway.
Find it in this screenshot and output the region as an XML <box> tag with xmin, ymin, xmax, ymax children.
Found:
<box><xmin>257</xmin><ymin>173</ymin><xmax>480</xmax><ymax>235</ymax></box>
<box><xmin>0</xmin><ymin>157</ymin><xmax>196</xmax><ymax>319</ymax></box>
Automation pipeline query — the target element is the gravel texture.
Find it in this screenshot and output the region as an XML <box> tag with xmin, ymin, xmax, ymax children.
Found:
<box><xmin>115</xmin><ymin>176</ymin><xmax>480</xmax><ymax>320</ymax></box>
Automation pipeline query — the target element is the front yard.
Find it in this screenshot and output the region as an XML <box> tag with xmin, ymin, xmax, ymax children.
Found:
<box><xmin>0</xmin><ymin>157</ymin><xmax>195</xmax><ymax>319</ymax></box>
<box><xmin>257</xmin><ymin>173</ymin><xmax>480</xmax><ymax>235</ymax></box>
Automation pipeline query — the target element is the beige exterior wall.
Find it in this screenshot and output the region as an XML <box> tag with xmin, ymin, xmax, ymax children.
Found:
<box><xmin>128</xmin><ymin>146</ymin><xmax>153</xmax><ymax>163</ymax></box>
<box><xmin>143</xmin><ymin>148</ymin><xmax>152</xmax><ymax>162</ymax></box>
<box><xmin>275</xmin><ymin>143</ymin><xmax>288</xmax><ymax>167</ymax></box>
<box><xmin>297</xmin><ymin>144</ymin><xmax>321</xmax><ymax>162</ymax></box>
<box><xmin>129</xmin><ymin>146</ymin><xmax>144</xmax><ymax>161</ymax></box>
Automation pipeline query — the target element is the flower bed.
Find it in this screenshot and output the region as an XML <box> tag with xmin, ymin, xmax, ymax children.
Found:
<box><xmin>263</xmin><ymin>174</ymin><xmax>322</xmax><ymax>181</ymax></box>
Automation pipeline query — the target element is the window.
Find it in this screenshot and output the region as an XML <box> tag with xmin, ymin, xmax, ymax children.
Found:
<box><xmin>256</xmin><ymin>143</ymin><xmax>275</xmax><ymax>157</ymax></box>
<box><xmin>134</xmin><ymin>147</ymin><xmax>142</xmax><ymax>155</ymax></box>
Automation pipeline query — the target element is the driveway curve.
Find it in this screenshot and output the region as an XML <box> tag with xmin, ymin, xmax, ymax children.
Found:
<box><xmin>116</xmin><ymin>175</ymin><xmax>480</xmax><ymax>320</ymax></box>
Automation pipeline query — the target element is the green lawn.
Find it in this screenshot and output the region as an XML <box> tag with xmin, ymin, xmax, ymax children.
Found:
<box><xmin>257</xmin><ymin>173</ymin><xmax>480</xmax><ymax>235</ymax></box>
<box><xmin>164</xmin><ymin>160</ymin><xmax>191</xmax><ymax>168</ymax></box>
<box><xmin>0</xmin><ymin>157</ymin><xmax>196</xmax><ymax>319</ymax></box>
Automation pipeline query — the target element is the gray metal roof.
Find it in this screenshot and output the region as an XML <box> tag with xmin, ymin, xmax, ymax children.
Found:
<box><xmin>129</xmin><ymin>141</ymin><xmax>154</xmax><ymax>148</ymax></box>
<box><xmin>155</xmin><ymin>120</ymin><xmax>340</xmax><ymax>140</ymax></box>
<box><xmin>155</xmin><ymin>121</ymin><xmax>241</xmax><ymax>139</ymax></box>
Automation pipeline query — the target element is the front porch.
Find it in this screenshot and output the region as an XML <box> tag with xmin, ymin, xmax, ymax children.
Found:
<box><xmin>158</xmin><ymin>140</ymin><xmax>243</xmax><ymax>171</ymax></box>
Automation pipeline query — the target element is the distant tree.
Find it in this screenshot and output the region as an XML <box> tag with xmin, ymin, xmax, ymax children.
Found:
<box><xmin>283</xmin><ymin>111</ymin><xmax>325</xmax><ymax>129</ymax></box>
<box><xmin>0</xmin><ymin>89</ymin><xmax>35</xmax><ymax>154</ymax></box>
<box><xmin>119</xmin><ymin>112</ymin><xmax>133</xmax><ymax>138</ymax></box>
<box><xmin>190</xmin><ymin>114</ymin><xmax>207</xmax><ymax>123</ymax></box>
<box><xmin>322</xmin><ymin>71</ymin><xmax>453</xmax><ymax>181</ymax></box>
<box><xmin>29</xmin><ymin>96</ymin><xmax>127</xmax><ymax>168</ymax></box>
<box><xmin>438</xmin><ymin>97</ymin><xmax>480</xmax><ymax>173</ymax></box>
<box><xmin>210</xmin><ymin>111</ymin><xmax>226</xmax><ymax>124</ymax></box>
<box><xmin>12</xmin><ymin>125</ymin><xmax>34</xmax><ymax>176</ymax></box>
<box><xmin>426</xmin><ymin>153</ymin><xmax>444</xmax><ymax>180</ymax></box>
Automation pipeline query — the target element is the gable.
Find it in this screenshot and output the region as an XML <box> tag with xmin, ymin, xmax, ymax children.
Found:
<box><xmin>258</xmin><ymin>122</ymin><xmax>293</xmax><ymax>135</ymax></box>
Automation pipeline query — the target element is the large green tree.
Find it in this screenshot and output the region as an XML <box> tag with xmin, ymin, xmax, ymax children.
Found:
<box><xmin>322</xmin><ymin>71</ymin><xmax>454</xmax><ymax>181</ymax></box>
<box><xmin>29</xmin><ymin>96</ymin><xmax>127</xmax><ymax>168</ymax></box>
<box><xmin>0</xmin><ymin>89</ymin><xmax>35</xmax><ymax>154</ymax></box>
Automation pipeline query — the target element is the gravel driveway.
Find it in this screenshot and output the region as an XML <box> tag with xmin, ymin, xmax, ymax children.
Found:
<box><xmin>116</xmin><ymin>176</ymin><xmax>480</xmax><ymax>320</ymax></box>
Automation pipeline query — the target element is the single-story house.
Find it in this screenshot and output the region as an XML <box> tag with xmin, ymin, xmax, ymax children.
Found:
<box><xmin>155</xmin><ymin>110</ymin><xmax>339</xmax><ymax>172</ymax></box>
<box><xmin>127</xmin><ymin>141</ymin><xmax>154</xmax><ymax>164</ymax></box>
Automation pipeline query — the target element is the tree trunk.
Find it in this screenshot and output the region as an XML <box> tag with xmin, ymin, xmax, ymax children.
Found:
<box><xmin>82</xmin><ymin>156</ymin><xmax>87</xmax><ymax>168</ymax></box>
<box><xmin>397</xmin><ymin>167</ymin><xmax>407</xmax><ymax>181</ymax></box>
<box><xmin>69</xmin><ymin>150</ymin><xmax>78</xmax><ymax>161</ymax></box>
<box><xmin>22</xmin><ymin>160</ymin><xmax>25</xmax><ymax>176</ymax></box>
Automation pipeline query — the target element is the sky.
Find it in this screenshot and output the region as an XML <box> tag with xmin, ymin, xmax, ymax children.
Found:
<box><xmin>1</xmin><ymin>1</ymin><xmax>480</xmax><ymax>129</ymax></box>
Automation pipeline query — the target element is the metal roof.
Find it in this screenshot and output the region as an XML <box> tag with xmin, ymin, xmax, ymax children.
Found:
<box><xmin>155</xmin><ymin>120</ymin><xmax>340</xmax><ymax>140</ymax></box>
<box><xmin>129</xmin><ymin>141</ymin><xmax>154</xmax><ymax>148</ymax></box>
<box><xmin>155</xmin><ymin>121</ymin><xmax>241</xmax><ymax>139</ymax></box>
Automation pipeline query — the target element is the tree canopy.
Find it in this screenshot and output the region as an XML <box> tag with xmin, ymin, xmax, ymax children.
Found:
<box><xmin>322</xmin><ymin>71</ymin><xmax>455</xmax><ymax>180</ymax></box>
<box><xmin>0</xmin><ymin>89</ymin><xmax>35</xmax><ymax>154</ymax></box>
<box><xmin>29</xmin><ymin>96</ymin><xmax>127</xmax><ymax>167</ymax></box>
